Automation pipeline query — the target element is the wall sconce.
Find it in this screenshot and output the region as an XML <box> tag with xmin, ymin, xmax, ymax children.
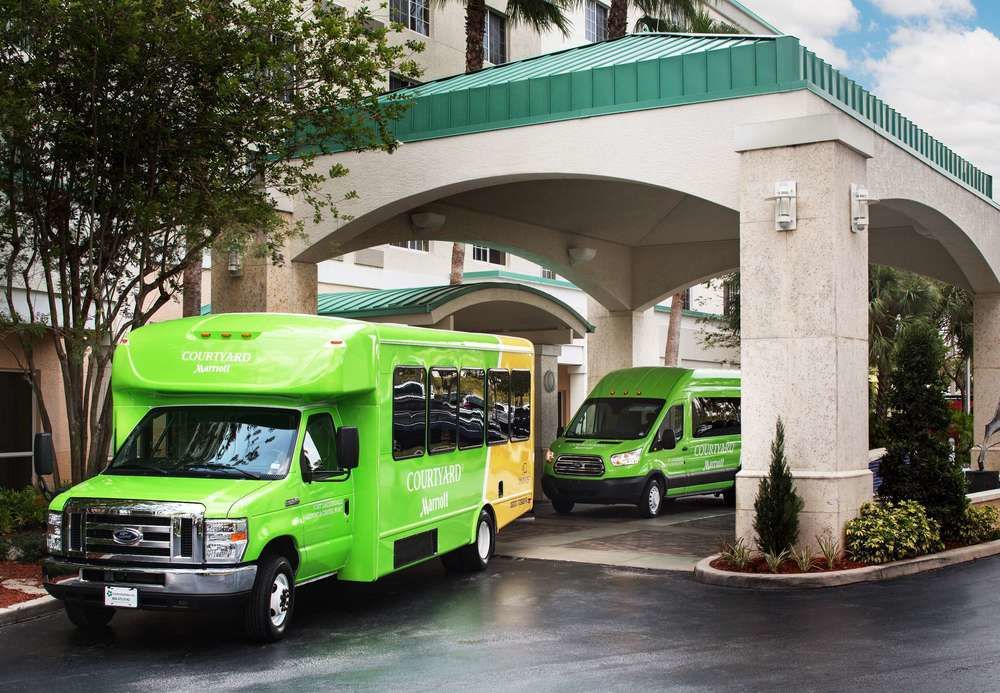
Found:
<box><xmin>850</xmin><ymin>184</ymin><xmax>878</xmax><ymax>234</ymax></box>
<box><xmin>567</xmin><ymin>246</ymin><xmax>596</xmax><ymax>265</ymax></box>
<box><xmin>228</xmin><ymin>251</ymin><xmax>243</xmax><ymax>277</ymax></box>
<box><xmin>767</xmin><ymin>181</ymin><xmax>797</xmax><ymax>231</ymax></box>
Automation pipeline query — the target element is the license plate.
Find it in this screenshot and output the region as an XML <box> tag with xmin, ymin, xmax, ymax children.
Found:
<box><xmin>104</xmin><ymin>585</ymin><xmax>138</xmax><ymax>608</ymax></box>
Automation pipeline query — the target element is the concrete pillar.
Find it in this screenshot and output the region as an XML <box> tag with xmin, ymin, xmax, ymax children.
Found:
<box><xmin>736</xmin><ymin>141</ymin><xmax>872</xmax><ymax>548</ymax></box>
<box><xmin>211</xmin><ymin>233</ymin><xmax>317</xmax><ymax>315</ymax></box>
<box><xmin>534</xmin><ymin>344</ymin><xmax>561</xmax><ymax>500</ymax></box>
<box><xmin>585</xmin><ymin>298</ymin><xmax>659</xmax><ymax>390</ymax></box>
<box><xmin>972</xmin><ymin>294</ymin><xmax>1000</xmax><ymax>470</ymax></box>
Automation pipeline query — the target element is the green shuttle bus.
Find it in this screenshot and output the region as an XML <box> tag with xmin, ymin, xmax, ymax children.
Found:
<box><xmin>542</xmin><ymin>367</ymin><xmax>740</xmax><ymax>518</ymax></box>
<box><xmin>39</xmin><ymin>314</ymin><xmax>535</xmax><ymax>641</ymax></box>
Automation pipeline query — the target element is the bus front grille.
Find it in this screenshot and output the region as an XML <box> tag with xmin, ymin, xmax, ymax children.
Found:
<box><xmin>63</xmin><ymin>499</ymin><xmax>204</xmax><ymax>564</ymax></box>
<box><xmin>554</xmin><ymin>455</ymin><xmax>605</xmax><ymax>477</ymax></box>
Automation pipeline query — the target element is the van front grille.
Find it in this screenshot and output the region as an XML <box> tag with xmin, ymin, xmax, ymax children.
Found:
<box><xmin>554</xmin><ymin>455</ymin><xmax>605</xmax><ymax>477</ymax></box>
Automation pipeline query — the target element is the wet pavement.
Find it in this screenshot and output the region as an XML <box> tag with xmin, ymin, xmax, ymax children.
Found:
<box><xmin>497</xmin><ymin>496</ymin><xmax>734</xmax><ymax>571</ymax></box>
<box><xmin>4</xmin><ymin>553</ymin><xmax>1000</xmax><ymax>691</ymax></box>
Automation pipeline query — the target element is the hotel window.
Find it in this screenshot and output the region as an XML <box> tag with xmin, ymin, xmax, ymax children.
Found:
<box><xmin>585</xmin><ymin>0</ymin><xmax>608</xmax><ymax>42</ymax></box>
<box><xmin>541</xmin><ymin>267</ymin><xmax>556</xmax><ymax>280</ymax></box>
<box><xmin>389</xmin><ymin>72</ymin><xmax>421</xmax><ymax>92</ymax></box>
<box><xmin>484</xmin><ymin>10</ymin><xmax>507</xmax><ymax>65</ymax></box>
<box><xmin>390</xmin><ymin>240</ymin><xmax>430</xmax><ymax>252</ymax></box>
<box><xmin>472</xmin><ymin>245</ymin><xmax>506</xmax><ymax>265</ymax></box>
<box><xmin>681</xmin><ymin>289</ymin><xmax>691</xmax><ymax>311</ymax></box>
<box><xmin>390</xmin><ymin>0</ymin><xmax>430</xmax><ymax>36</ymax></box>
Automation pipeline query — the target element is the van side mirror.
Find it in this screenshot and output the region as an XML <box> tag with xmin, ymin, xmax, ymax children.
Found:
<box><xmin>337</xmin><ymin>427</ymin><xmax>360</xmax><ymax>470</ymax></box>
<box><xmin>658</xmin><ymin>428</ymin><xmax>677</xmax><ymax>451</ymax></box>
<box><xmin>33</xmin><ymin>432</ymin><xmax>54</xmax><ymax>476</ymax></box>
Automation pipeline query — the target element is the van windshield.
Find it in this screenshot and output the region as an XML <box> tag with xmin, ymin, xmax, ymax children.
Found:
<box><xmin>564</xmin><ymin>398</ymin><xmax>664</xmax><ymax>440</ymax></box>
<box><xmin>105</xmin><ymin>407</ymin><xmax>300</xmax><ymax>480</ymax></box>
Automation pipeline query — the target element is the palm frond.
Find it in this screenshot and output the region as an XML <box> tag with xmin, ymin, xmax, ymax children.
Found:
<box><xmin>506</xmin><ymin>0</ymin><xmax>579</xmax><ymax>34</ymax></box>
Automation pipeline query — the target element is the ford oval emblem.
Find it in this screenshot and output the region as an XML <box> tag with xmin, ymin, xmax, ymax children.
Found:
<box><xmin>112</xmin><ymin>527</ymin><xmax>143</xmax><ymax>546</ymax></box>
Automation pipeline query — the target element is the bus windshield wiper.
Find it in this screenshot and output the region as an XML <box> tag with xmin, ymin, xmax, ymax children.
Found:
<box><xmin>180</xmin><ymin>463</ymin><xmax>262</xmax><ymax>480</ymax></box>
<box><xmin>107</xmin><ymin>463</ymin><xmax>168</xmax><ymax>475</ymax></box>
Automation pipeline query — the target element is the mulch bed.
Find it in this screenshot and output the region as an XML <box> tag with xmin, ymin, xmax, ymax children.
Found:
<box><xmin>0</xmin><ymin>562</ymin><xmax>44</xmax><ymax>609</ymax></box>
<box><xmin>710</xmin><ymin>555</ymin><xmax>867</xmax><ymax>574</ymax></box>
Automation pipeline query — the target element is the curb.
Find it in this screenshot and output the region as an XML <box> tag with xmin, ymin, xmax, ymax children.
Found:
<box><xmin>694</xmin><ymin>538</ymin><xmax>1000</xmax><ymax>589</ymax></box>
<box><xmin>0</xmin><ymin>595</ymin><xmax>60</xmax><ymax>627</ymax></box>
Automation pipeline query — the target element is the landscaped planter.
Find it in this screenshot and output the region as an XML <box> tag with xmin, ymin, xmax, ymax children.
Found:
<box><xmin>694</xmin><ymin>538</ymin><xmax>1000</xmax><ymax>589</ymax></box>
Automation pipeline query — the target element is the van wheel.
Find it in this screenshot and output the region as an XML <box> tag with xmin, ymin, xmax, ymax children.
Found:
<box><xmin>722</xmin><ymin>486</ymin><xmax>736</xmax><ymax>507</ymax></box>
<box><xmin>442</xmin><ymin>508</ymin><xmax>495</xmax><ymax>573</ymax></box>
<box><xmin>64</xmin><ymin>603</ymin><xmax>114</xmax><ymax>630</ymax></box>
<box><xmin>244</xmin><ymin>554</ymin><xmax>295</xmax><ymax>643</ymax></box>
<box><xmin>551</xmin><ymin>497</ymin><xmax>575</xmax><ymax>515</ymax></box>
<box><xmin>638</xmin><ymin>478</ymin><xmax>664</xmax><ymax>519</ymax></box>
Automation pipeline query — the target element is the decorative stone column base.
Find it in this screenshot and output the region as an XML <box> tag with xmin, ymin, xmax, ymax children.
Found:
<box><xmin>735</xmin><ymin>469</ymin><xmax>873</xmax><ymax>548</ymax></box>
<box><xmin>534</xmin><ymin>344</ymin><xmax>561</xmax><ymax>501</ymax></box>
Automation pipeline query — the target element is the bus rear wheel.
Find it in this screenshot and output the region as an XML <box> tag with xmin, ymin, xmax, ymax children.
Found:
<box><xmin>244</xmin><ymin>554</ymin><xmax>295</xmax><ymax>643</ymax></box>
<box><xmin>442</xmin><ymin>508</ymin><xmax>495</xmax><ymax>573</ymax></box>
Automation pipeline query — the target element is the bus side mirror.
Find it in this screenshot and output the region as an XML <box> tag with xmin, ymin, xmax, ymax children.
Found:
<box><xmin>658</xmin><ymin>429</ymin><xmax>677</xmax><ymax>451</ymax></box>
<box><xmin>33</xmin><ymin>432</ymin><xmax>54</xmax><ymax>476</ymax></box>
<box><xmin>337</xmin><ymin>427</ymin><xmax>360</xmax><ymax>470</ymax></box>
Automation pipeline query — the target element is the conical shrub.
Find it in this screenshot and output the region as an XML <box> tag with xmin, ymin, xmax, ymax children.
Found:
<box><xmin>753</xmin><ymin>418</ymin><xmax>804</xmax><ymax>555</ymax></box>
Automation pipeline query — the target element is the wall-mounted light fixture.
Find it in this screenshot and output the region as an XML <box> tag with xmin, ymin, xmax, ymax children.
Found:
<box><xmin>767</xmin><ymin>181</ymin><xmax>797</xmax><ymax>231</ymax></box>
<box><xmin>228</xmin><ymin>251</ymin><xmax>243</xmax><ymax>277</ymax></box>
<box><xmin>567</xmin><ymin>246</ymin><xmax>596</xmax><ymax>265</ymax></box>
<box><xmin>409</xmin><ymin>211</ymin><xmax>446</xmax><ymax>233</ymax></box>
<box><xmin>850</xmin><ymin>184</ymin><xmax>877</xmax><ymax>234</ymax></box>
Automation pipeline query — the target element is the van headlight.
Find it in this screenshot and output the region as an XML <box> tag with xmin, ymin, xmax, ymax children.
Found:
<box><xmin>610</xmin><ymin>448</ymin><xmax>643</xmax><ymax>466</ymax></box>
<box><xmin>204</xmin><ymin>519</ymin><xmax>248</xmax><ymax>563</ymax></box>
<box><xmin>46</xmin><ymin>511</ymin><xmax>63</xmax><ymax>554</ymax></box>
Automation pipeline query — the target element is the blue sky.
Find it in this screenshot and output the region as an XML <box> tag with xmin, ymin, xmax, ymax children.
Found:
<box><xmin>743</xmin><ymin>0</ymin><xmax>1000</xmax><ymax>185</ymax></box>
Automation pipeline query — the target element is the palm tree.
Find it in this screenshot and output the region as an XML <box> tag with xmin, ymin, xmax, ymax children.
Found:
<box><xmin>448</xmin><ymin>0</ymin><xmax>576</xmax><ymax>284</ymax></box>
<box><xmin>610</xmin><ymin>0</ymin><xmax>694</xmax><ymax>38</ymax></box>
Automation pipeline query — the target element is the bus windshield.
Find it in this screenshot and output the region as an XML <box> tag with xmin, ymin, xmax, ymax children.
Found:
<box><xmin>564</xmin><ymin>398</ymin><xmax>664</xmax><ymax>440</ymax></box>
<box><xmin>105</xmin><ymin>406</ymin><xmax>300</xmax><ymax>480</ymax></box>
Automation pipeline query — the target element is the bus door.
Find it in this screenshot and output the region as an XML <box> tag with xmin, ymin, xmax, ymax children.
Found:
<box><xmin>296</xmin><ymin>410</ymin><xmax>355</xmax><ymax>579</ymax></box>
<box><xmin>647</xmin><ymin>402</ymin><xmax>687</xmax><ymax>491</ymax></box>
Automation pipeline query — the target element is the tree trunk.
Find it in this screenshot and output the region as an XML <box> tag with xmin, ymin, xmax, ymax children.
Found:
<box><xmin>607</xmin><ymin>0</ymin><xmax>628</xmax><ymax>39</ymax></box>
<box><xmin>465</xmin><ymin>0</ymin><xmax>486</xmax><ymax>73</ymax></box>
<box><xmin>182</xmin><ymin>249</ymin><xmax>203</xmax><ymax>317</ymax></box>
<box><xmin>664</xmin><ymin>293</ymin><xmax>683</xmax><ymax>366</ymax></box>
<box><xmin>449</xmin><ymin>243</ymin><xmax>466</xmax><ymax>285</ymax></box>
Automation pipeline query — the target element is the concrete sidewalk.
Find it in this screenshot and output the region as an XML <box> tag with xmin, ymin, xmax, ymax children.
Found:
<box><xmin>496</xmin><ymin>496</ymin><xmax>734</xmax><ymax>571</ymax></box>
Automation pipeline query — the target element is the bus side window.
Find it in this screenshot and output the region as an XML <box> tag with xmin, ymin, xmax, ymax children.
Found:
<box><xmin>691</xmin><ymin>397</ymin><xmax>741</xmax><ymax>439</ymax></box>
<box><xmin>458</xmin><ymin>368</ymin><xmax>485</xmax><ymax>449</ymax></box>
<box><xmin>511</xmin><ymin>370</ymin><xmax>530</xmax><ymax>441</ymax></box>
<box><xmin>393</xmin><ymin>366</ymin><xmax>426</xmax><ymax>460</ymax></box>
<box><xmin>487</xmin><ymin>369</ymin><xmax>510</xmax><ymax>445</ymax></box>
<box><xmin>650</xmin><ymin>404</ymin><xmax>684</xmax><ymax>452</ymax></box>
<box><xmin>428</xmin><ymin>367</ymin><xmax>458</xmax><ymax>454</ymax></box>
<box><xmin>302</xmin><ymin>413</ymin><xmax>338</xmax><ymax>472</ymax></box>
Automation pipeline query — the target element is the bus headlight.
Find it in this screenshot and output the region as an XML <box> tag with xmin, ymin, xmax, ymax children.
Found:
<box><xmin>46</xmin><ymin>512</ymin><xmax>63</xmax><ymax>554</ymax></box>
<box><xmin>204</xmin><ymin>519</ymin><xmax>248</xmax><ymax>563</ymax></box>
<box><xmin>610</xmin><ymin>448</ymin><xmax>643</xmax><ymax>467</ymax></box>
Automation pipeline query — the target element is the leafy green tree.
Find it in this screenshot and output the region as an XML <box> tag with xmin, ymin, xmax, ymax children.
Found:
<box><xmin>753</xmin><ymin>418</ymin><xmax>804</xmax><ymax>554</ymax></box>
<box><xmin>878</xmin><ymin>319</ymin><xmax>968</xmax><ymax>538</ymax></box>
<box><xmin>0</xmin><ymin>0</ymin><xmax>421</xmax><ymax>482</ymax></box>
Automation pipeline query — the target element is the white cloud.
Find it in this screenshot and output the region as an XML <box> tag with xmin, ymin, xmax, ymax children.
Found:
<box><xmin>869</xmin><ymin>0</ymin><xmax>975</xmax><ymax>20</ymax></box>
<box><xmin>866</xmin><ymin>24</ymin><xmax>1000</xmax><ymax>189</ymax></box>
<box><xmin>745</xmin><ymin>0</ymin><xmax>860</xmax><ymax>68</ymax></box>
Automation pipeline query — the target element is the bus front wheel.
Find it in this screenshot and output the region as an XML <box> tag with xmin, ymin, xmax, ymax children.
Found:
<box><xmin>638</xmin><ymin>478</ymin><xmax>665</xmax><ymax>519</ymax></box>
<box><xmin>244</xmin><ymin>553</ymin><xmax>296</xmax><ymax>643</ymax></box>
<box><xmin>64</xmin><ymin>603</ymin><xmax>114</xmax><ymax>631</ymax></box>
<box><xmin>442</xmin><ymin>509</ymin><xmax>495</xmax><ymax>573</ymax></box>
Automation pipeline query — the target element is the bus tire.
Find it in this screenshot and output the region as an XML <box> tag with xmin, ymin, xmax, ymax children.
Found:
<box><xmin>551</xmin><ymin>497</ymin><xmax>575</xmax><ymax>515</ymax></box>
<box><xmin>244</xmin><ymin>554</ymin><xmax>295</xmax><ymax>643</ymax></box>
<box><xmin>64</xmin><ymin>602</ymin><xmax>114</xmax><ymax>630</ymax></box>
<box><xmin>638</xmin><ymin>477</ymin><xmax>664</xmax><ymax>519</ymax></box>
<box><xmin>722</xmin><ymin>485</ymin><xmax>736</xmax><ymax>507</ymax></box>
<box><xmin>442</xmin><ymin>508</ymin><xmax>495</xmax><ymax>573</ymax></box>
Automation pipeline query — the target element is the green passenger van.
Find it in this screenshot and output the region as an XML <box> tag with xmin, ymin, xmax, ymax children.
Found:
<box><xmin>542</xmin><ymin>368</ymin><xmax>740</xmax><ymax>518</ymax></box>
<box><xmin>38</xmin><ymin>314</ymin><xmax>534</xmax><ymax>641</ymax></box>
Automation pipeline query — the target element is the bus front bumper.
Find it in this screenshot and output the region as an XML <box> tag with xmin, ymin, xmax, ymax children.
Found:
<box><xmin>43</xmin><ymin>558</ymin><xmax>257</xmax><ymax>610</ymax></box>
<box><xmin>542</xmin><ymin>474</ymin><xmax>647</xmax><ymax>505</ymax></box>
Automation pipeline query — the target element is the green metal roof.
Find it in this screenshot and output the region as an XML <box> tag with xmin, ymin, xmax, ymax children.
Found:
<box><xmin>381</xmin><ymin>32</ymin><xmax>991</xmax><ymax>200</ymax></box>
<box><xmin>317</xmin><ymin>281</ymin><xmax>595</xmax><ymax>332</ymax></box>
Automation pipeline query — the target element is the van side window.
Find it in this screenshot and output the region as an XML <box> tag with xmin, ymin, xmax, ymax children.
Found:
<box><xmin>691</xmin><ymin>397</ymin><xmax>741</xmax><ymax>439</ymax></box>
<box><xmin>458</xmin><ymin>368</ymin><xmax>486</xmax><ymax>449</ymax></box>
<box><xmin>651</xmin><ymin>404</ymin><xmax>684</xmax><ymax>452</ymax></box>
<box><xmin>428</xmin><ymin>367</ymin><xmax>458</xmax><ymax>454</ymax></box>
<box><xmin>511</xmin><ymin>369</ymin><xmax>531</xmax><ymax>441</ymax></box>
<box><xmin>301</xmin><ymin>413</ymin><xmax>339</xmax><ymax>473</ymax></box>
<box><xmin>487</xmin><ymin>369</ymin><xmax>510</xmax><ymax>445</ymax></box>
<box><xmin>393</xmin><ymin>366</ymin><xmax>426</xmax><ymax>459</ymax></box>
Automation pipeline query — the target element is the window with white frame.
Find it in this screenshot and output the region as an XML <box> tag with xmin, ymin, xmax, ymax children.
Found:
<box><xmin>390</xmin><ymin>240</ymin><xmax>430</xmax><ymax>252</ymax></box>
<box><xmin>484</xmin><ymin>10</ymin><xmax>507</xmax><ymax>65</ymax></box>
<box><xmin>390</xmin><ymin>0</ymin><xmax>430</xmax><ymax>36</ymax></box>
<box><xmin>585</xmin><ymin>0</ymin><xmax>608</xmax><ymax>42</ymax></box>
<box><xmin>473</xmin><ymin>245</ymin><xmax>506</xmax><ymax>265</ymax></box>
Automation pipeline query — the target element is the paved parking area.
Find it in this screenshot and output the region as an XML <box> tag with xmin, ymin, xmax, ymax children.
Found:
<box><xmin>496</xmin><ymin>496</ymin><xmax>734</xmax><ymax>571</ymax></box>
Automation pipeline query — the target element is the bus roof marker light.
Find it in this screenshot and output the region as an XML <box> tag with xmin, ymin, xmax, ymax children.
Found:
<box><xmin>330</xmin><ymin>338</ymin><xmax>344</xmax><ymax>346</ymax></box>
<box><xmin>221</xmin><ymin>332</ymin><xmax>231</xmax><ymax>338</ymax></box>
<box><xmin>200</xmin><ymin>332</ymin><xmax>211</xmax><ymax>338</ymax></box>
<box><xmin>241</xmin><ymin>332</ymin><xmax>252</xmax><ymax>339</ymax></box>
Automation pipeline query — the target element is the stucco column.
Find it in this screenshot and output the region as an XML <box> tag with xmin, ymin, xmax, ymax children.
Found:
<box><xmin>973</xmin><ymin>294</ymin><xmax>1000</xmax><ymax>470</ymax></box>
<box><xmin>534</xmin><ymin>344</ymin><xmax>561</xmax><ymax>501</ymax></box>
<box><xmin>736</xmin><ymin>140</ymin><xmax>872</xmax><ymax>548</ymax></box>
<box><xmin>585</xmin><ymin>297</ymin><xmax>656</xmax><ymax>390</ymax></box>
